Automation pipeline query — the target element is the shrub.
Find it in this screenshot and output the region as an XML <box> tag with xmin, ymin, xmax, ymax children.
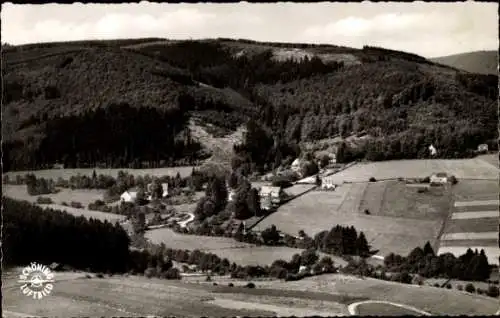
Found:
<box><xmin>369</xmin><ymin>177</ymin><xmax>377</xmax><ymax>182</ymax></box>
<box><xmin>465</xmin><ymin>283</ymin><xmax>476</xmax><ymax>293</ymax></box>
<box><xmin>433</xmin><ymin>283</ymin><xmax>440</xmax><ymax>288</ymax></box>
<box><xmin>417</xmin><ymin>187</ymin><xmax>428</xmax><ymax>193</ymax></box>
<box><xmin>228</xmin><ymin>282</ymin><xmax>234</xmax><ymax>287</ymax></box>
<box><xmin>486</xmin><ymin>286</ymin><xmax>499</xmax><ymax>298</ymax></box>
<box><xmin>144</xmin><ymin>267</ymin><xmax>156</xmax><ymax>278</ymax></box>
<box><xmin>61</xmin><ymin>202</ymin><xmax>68</xmax><ymax>206</ymax></box>
<box><xmin>446</xmin><ymin>283</ymin><xmax>452</xmax><ymax>289</ymax></box>
<box><xmin>85</xmin><ymin>274</ymin><xmax>92</xmax><ymax>279</ymax></box>
<box><xmin>213</xmin><ymin>282</ymin><xmax>218</xmax><ymax>286</ymax></box>
<box><xmin>96</xmin><ymin>273</ymin><xmax>104</xmax><ymax>279</ymax></box>
<box><xmin>164</xmin><ymin>268</ymin><xmax>181</xmax><ymax>280</ymax></box>
<box><xmin>477</xmin><ymin>288</ymin><xmax>483</xmax><ymax>295</ymax></box>
<box><xmin>37</xmin><ymin>196</ymin><xmax>53</xmax><ymax>204</ymax></box>
<box><xmin>422</xmin><ymin>176</ymin><xmax>430</xmax><ymax>183</ymax></box>
<box><xmin>449</xmin><ymin>175</ymin><xmax>458</xmax><ymax>185</ymax></box>
<box><xmin>205</xmin><ymin>275</ymin><xmax>212</xmax><ymax>282</ymax></box>
<box><xmin>245</xmin><ymin>282</ymin><xmax>256</xmax><ymax>288</ymax></box>
<box><xmin>364</xmin><ymin>209</ymin><xmax>371</xmax><ymax>215</ymax></box>
<box><xmin>457</xmin><ymin>284</ymin><xmax>463</xmax><ymax>291</ymax></box>
<box><xmin>70</xmin><ymin>201</ymin><xmax>83</xmax><ymax>209</ymax></box>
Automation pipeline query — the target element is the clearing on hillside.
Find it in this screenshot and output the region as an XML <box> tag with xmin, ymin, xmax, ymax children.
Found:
<box><xmin>253</xmin><ymin>183</ymin><xmax>444</xmax><ymax>256</ymax></box>
<box><xmin>325</xmin><ymin>159</ymin><xmax>498</xmax><ymax>184</ymax></box>
<box><xmin>4</xmin><ymin>166</ymin><xmax>196</xmax><ymax>180</ymax></box>
<box><xmin>254</xmin><ymin>274</ymin><xmax>498</xmax><ymax>316</ymax></box>
<box><xmin>359</xmin><ymin>180</ymin><xmax>451</xmax><ymax>220</ymax></box>
<box><xmin>353</xmin><ymin>302</ymin><xmax>430</xmax><ymax>316</ymax></box>
<box><xmin>144</xmin><ymin>228</ymin><xmax>341</xmax><ymax>266</ymax></box>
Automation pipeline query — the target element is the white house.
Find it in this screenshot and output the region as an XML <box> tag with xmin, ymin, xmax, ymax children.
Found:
<box><xmin>120</xmin><ymin>190</ymin><xmax>138</xmax><ymax>203</ymax></box>
<box><xmin>161</xmin><ymin>183</ymin><xmax>169</xmax><ymax>197</ymax></box>
<box><xmin>428</xmin><ymin>144</ymin><xmax>437</xmax><ymax>156</ymax></box>
<box><xmin>478</xmin><ymin>144</ymin><xmax>489</xmax><ymax>153</ymax></box>
<box><xmin>291</xmin><ymin>158</ymin><xmax>302</xmax><ymax>173</ymax></box>
<box><xmin>227</xmin><ymin>189</ymin><xmax>237</xmax><ymax>202</ymax></box>
<box><xmin>260</xmin><ymin>186</ymin><xmax>285</xmax><ymax>206</ymax></box>
<box><xmin>430</xmin><ymin>172</ymin><xmax>448</xmax><ymax>185</ymax></box>
<box><xmin>321</xmin><ymin>176</ymin><xmax>337</xmax><ymax>190</ymax></box>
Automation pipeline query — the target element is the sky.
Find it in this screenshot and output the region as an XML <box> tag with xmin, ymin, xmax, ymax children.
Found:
<box><xmin>1</xmin><ymin>1</ymin><xmax>497</xmax><ymax>58</ymax></box>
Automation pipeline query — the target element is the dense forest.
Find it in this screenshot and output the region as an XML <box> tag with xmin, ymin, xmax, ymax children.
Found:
<box><xmin>3</xmin><ymin>38</ymin><xmax>497</xmax><ymax>172</ymax></box>
<box><xmin>3</xmin><ymin>198</ymin><xmax>130</xmax><ymax>272</ymax></box>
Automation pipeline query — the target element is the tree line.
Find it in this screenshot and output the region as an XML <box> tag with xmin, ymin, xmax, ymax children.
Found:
<box><xmin>384</xmin><ymin>242</ymin><xmax>492</xmax><ymax>282</ymax></box>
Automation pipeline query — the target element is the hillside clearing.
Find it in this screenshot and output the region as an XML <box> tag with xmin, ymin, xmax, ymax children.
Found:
<box><xmin>254</xmin><ymin>274</ymin><xmax>498</xmax><ymax>316</ymax></box>
<box><xmin>4</xmin><ymin>166</ymin><xmax>196</xmax><ymax>180</ymax></box>
<box><xmin>325</xmin><ymin>159</ymin><xmax>498</xmax><ymax>184</ymax></box>
<box><xmin>253</xmin><ymin>184</ymin><xmax>443</xmax><ymax>256</ymax></box>
<box><xmin>351</xmin><ymin>301</ymin><xmax>431</xmax><ymax>316</ymax></box>
<box><xmin>451</xmin><ymin>211</ymin><xmax>498</xmax><ymax>219</ymax></box>
<box><xmin>144</xmin><ymin>227</ymin><xmax>330</xmax><ymax>266</ymax></box>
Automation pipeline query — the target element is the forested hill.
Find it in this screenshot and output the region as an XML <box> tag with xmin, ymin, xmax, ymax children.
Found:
<box><xmin>2</xmin><ymin>38</ymin><xmax>497</xmax><ymax>172</ymax></box>
<box><xmin>430</xmin><ymin>50</ymin><xmax>497</xmax><ymax>75</ymax></box>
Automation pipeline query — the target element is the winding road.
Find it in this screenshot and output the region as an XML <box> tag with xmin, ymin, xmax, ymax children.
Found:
<box><xmin>178</xmin><ymin>213</ymin><xmax>195</xmax><ymax>228</ymax></box>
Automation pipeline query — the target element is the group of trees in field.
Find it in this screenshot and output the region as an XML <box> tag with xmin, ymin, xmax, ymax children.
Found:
<box><xmin>25</xmin><ymin>174</ymin><xmax>58</xmax><ymax>195</ymax></box>
<box><xmin>384</xmin><ymin>242</ymin><xmax>492</xmax><ymax>281</ymax></box>
<box><xmin>257</xmin><ymin>225</ymin><xmax>371</xmax><ymax>257</ymax></box>
<box><xmin>3</xmin><ymin>198</ymin><xmax>130</xmax><ymax>272</ymax></box>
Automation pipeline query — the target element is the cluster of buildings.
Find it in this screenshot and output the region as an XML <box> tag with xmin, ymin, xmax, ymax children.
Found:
<box><xmin>120</xmin><ymin>182</ymin><xmax>169</xmax><ymax>203</ymax></box>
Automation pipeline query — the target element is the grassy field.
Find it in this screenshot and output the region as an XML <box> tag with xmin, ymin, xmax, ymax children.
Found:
<box><xmin>451</xmin><ymin>180</ymin><xmax>499</xmax><ymax>201</ymax></box>
<box><xmin>444</xmin><ymin>218</ymin><xmax>498</xmax><ymax>233</ymax></box>
<box><xmin>477</xmin><ymin>154</ymin><xmax>499</xmax><ymax>169</ymax></box>
<box><xmin>4</xmin><ymin>268</ymin><xmax>497</xmax><ymax>317</ymax></box>
<box><xmin>325</xmin><ymin>158</ymin><xmax>498</xmax><ymax>184</ymax></box>
<box><xmin>144</xmin><ymin>228</ymin><xmax>329</xmax><ymax>266</ymax></box>
<box><xmin>3</xmin><ymin>185</ymin><xmax>125</xmax><ymax>223</ymax></box>
<box><xmin>255</xmin><ymin>274</ymin><xmax>499</xmax><ymax>316</ymax></box>
<box><xmin>354</xmin><ymin>302</ymin><xmax>428</xmax><ymax>316</ymax></box>
<box><xmin>253</xmin><ymin>183</ymin><xmax>444</xmax><ymax>257</ymax></box>
<box><xmin>4</xmin><ymin>166</ymin><xmax>196</xmax><ymax>180</ymax></box>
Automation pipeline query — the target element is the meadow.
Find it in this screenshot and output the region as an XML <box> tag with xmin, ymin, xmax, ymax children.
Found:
<box><xmin>325</xmin><ymin>158</ymin><xmax>498</xmax><ymax>184</ymax></box>
<box><xmin>3</xmin><ymin>185</ymin><xmax>125</xmax><ymax>223</ymax></box>
<box><xmin>253</xmin><ymin>183</ymin><xmax>444</xmax><ymax>257</ymax></box>
<box><xmin>437</xmin><ymin>190</ymin><xmax>499</xmax><ymax>265</ymax></box>
<box><xmin>353</xmin><ymin>302</ymin><xmax>429</xmax><ymax>316</ymax></box>
<box><xmin>4</xmin><ymin>268</ymin><xmax>497</xmax><ymax>317</ymax></box>
<box><xmin>4</xmin><ymin>166</ymin><xmax>197</xmax><ymax>180</ymax></box>
<box><xmin>254</xmin><ymin>274</ymin><xmax>499</xmax><ymax>316</ymax></box>
<box><xmin>144</xmin><ymin>227</ymin><xmax>337</xmax><ymax>266</ymax></box>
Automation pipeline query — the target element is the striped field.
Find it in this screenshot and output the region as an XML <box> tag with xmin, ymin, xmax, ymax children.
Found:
<box><xmin>438</xmin><ymin>197</ymin><xmax>499</xmax><ymax>265</ymax></box>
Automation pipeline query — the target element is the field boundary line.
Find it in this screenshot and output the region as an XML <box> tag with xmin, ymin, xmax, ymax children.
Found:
<box><xmin>347</xmin><ymin>300</ymin><xmax>431</xmax><ymax>316</ymax></box>
<box><xmin>434</xmin><ymin>186</ymin><xmax>454</xmax><ymax>252</ymax></box>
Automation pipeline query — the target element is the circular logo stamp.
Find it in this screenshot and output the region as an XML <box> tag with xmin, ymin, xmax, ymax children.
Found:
<box><xmin>18</xmin><ymin>262</ymin><xmax>55</xmax><ymax>299</ymax></box>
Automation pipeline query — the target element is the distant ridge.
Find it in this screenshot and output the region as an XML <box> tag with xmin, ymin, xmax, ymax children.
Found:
<box><xmin>430</xmin><ymin>50</ymin><xmax>497</xmax><ymax>75</ymax></box>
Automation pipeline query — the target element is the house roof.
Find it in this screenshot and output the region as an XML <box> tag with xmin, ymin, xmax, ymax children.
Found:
<box><xmin>260</xmin><ymin>186</ymin><xmax>282</xmax><ymax>196</ymax></box>
<box><xmin>434</xmin><ymin>172</ymin><xmax>448</xmax><ymax>178</ymax></box>
<box><xmin>291</xmin><ymin>158</ymin><xmax>301</xmax><ymax>166</ymax></box>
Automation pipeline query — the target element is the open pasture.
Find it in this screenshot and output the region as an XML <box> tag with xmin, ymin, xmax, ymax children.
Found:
<box><xmin>145</xmin><ymin>228</ymin><xmax>320</xmax><ymax>266</ymax></box>
<box><xmin>360</xmin><ymin>180</ymin><xmax>451</xmax><ymax>220</ymax></box>
<box><xmin>3</xmin><ymin>184</ymin><xmax>105</xmax><ymax>206</ymax></box>
<box><xmin>4</xmin><ymin>166</ymin><xmax>196</xmax><ymax>180</ymax></box>
<box><xmin>353</xmin><ymin>301</ymin><xmax>429</xmax><ymax>316</ymax></box>
<box><xmin>3</xmin><ymin>185</ymin><xmax>125</xmax><ymax>223</ymax></box>
<box><xmin>477</xmin><ymin>153</ymin><xmax>499</xmax><ymax>169</ymax></box>
<box><xmin>452</xmin><ymin>180</ymin><xmax>498</xmax><ymax>201</ymax></box>
<box><xmin>253</xmin><ymin>183</ymin><xmax>443</xmax><ymax>256</ymax></box>
<box><xmin>255</xmin><ymin>274</ymin><xmax>499</xmax><ymax>316</ymax></box>
<box><xmin>2</xmin><ymin>270</ymin><xmax>274</xmax><ymax>317</ymax></box>
<box><xmin>443</xmin><ymin>218</ymin><xmax>498</xmax><ymax>234</ymax></box>
<box><xmin>325</xmin><ymin>159</ymin><xmax>498</xmax><ymax>184</ymax></box>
